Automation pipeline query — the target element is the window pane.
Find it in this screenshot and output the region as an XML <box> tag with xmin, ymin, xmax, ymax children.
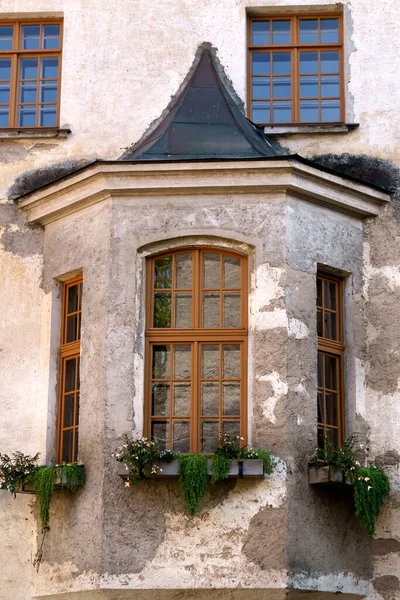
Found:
<box><xmin>66</xmin><ymin>314</ymin><xmax>78</xmax><ymax>343</ymax></box>
<box><xmin>41</xmin><ymin>82</ymin><xmax>58</xmax><ymax>103</ymax></box>
<box><xmin>321</xmin><ymin>75</ymin><xmax>339</xmax><ymax>98</ymax></box>
<box><xmin>0</xmin><ymin>85</ymin><xmax>9</xmax><ymax>104</ymax></box>
<box><xmin>300</xmin><ymin>100</ymin><xmax>318</xmax><ymax>122</ymax></box>
<box><xmin>317</xmin><ymin>390</ymin><xmax>324</xmax><ymax>423</ymax></box>
<box><xmin>175</xmin><ymin>293</ymin><xmax>192</xmax><ymax>328</ymax></box>
<box><xmin>273</xmin><ymin>76</ymin><xmax>291</xmax><ymax>99</ymax></box>
<box><xmin>173</xmin><ymin>383</ymin><xmax>191</xmax><ymax>416</ymax></box>
<box><xmin>326</xmin><ymin>392</ymin><xmax>338</xmax><ymax>426</ymax></box>
<box><xmin>0</xmin><ymin>59</ymin><xmax>11</xmax><ymax>80</ymax></box>
<box><xmin>223</xmin><ymin>292</ymin><xmax>241</xmax><ymax>327</ymax></box>
<box><xmin>65</xmin><ymin>358</ymin><xmax>76</xmax><ymax>392</ymax></box>
<box><xmin>0</xmin><ymin>26</ymin><xmax>13</xmax><ymax>50</ymax></box>
<box><xmin>321</xmin><ymin>19</ymin><xmax>339</xmax><ymax>44</ymax></box>
<box><xmin>324</xmin><ymin>281</ymin><xmax>337</xmax><ymax>310</ymax></box>
<box><xmin>0</xmin><ymin>109</ymin><xmax>9</xmax><ymax>126</ymax></box>
<box><xmin>223</xmin><ymin>344</ymin><xmax>240</xmax><ymax>379</ymax></box>
<box><xmin>273</xmin><ymin>101</ymin><xmax>291</xmax><ymax>122</ymax></box>
<box><xmin>154</xmin><ymin>256</ymin><xmax>172</xmax><ymax>289</ymax></box>
<box><xmin>324</xmin><ymin>311</ymin><xmax>337</xmax><ymax>340</ymax></box>
<box><xmin>203</xmin><ymin>293</ymin><xmax>220</xmax><ymax>327</ymax></box>
<box><xmin>223</xmin><ymin>256</ymin><xmax>241</xmax><ymax>288</ymax></box>
<box><xmin>300</xmin><ymin>76</ymin><xmax>318</xmax><ymax>99</ymax></box>
<box><xmin>201</xmin><ymin>345</ymin><xmax>219</xmax><ymax>379</ymax></box>
<box><xmin>173</xmin><ymin>421</ymin><xmax>190</xmax><ymax>453</ymax></box>
<box><xmin>40</xmin><ymin>105</ymin><xmax>57</xmax><ymax>127</ymax></box>
<box><xmin>62</xmin><ymin>430</ymin><xmax>73</xmax><ymax>463</ymax></box>
<box><xmin>317</xmin><ymin>427</ymin><xmax>325</xmax><ymax>449</ymax></box>
<box><xmin>222</xmin><ymin>383</ymin><xmax>240</xmax><ymax>415</ymax></box>
<box><xmin>175</xmin><ymin>253</ymin><xmax>192</xmax><ymax>289</ymax></box>
<box><xmin>252</xmin><ymin>53</ymin><xmax>270</xmax><ymax>75</ymax></box>
<box><xmin>68</xmin><ymin>284</ymin><xmax>79</xmax><ymax>313</ymax></box>
<box><xmin>19</xmin><ymin>82</ymin><xmax>36</xmax><ymax>104</ymax></box>
<box><xmin>43</xmin><ymin>24</ymin><xmax>60</xmax><ymax>49</ymax></box>
<box><xmin>152</xmin><ymin>383</ymin><xmax>169</xmax><ymax>416</ymax></box>
<box><xmin>22</xmin><ymin>25</ymin><xmax>40</xmax><ymax>50</ymax></box>
<box><xmin>326</xmin><ymin>427</ymin><xmax>338</xmax><ymax>447</ymax></box>
<box><xmin>252</xmin><ymin>77</ymin><xmax>270</xmax><ymax>100</ymax></box>
<box><xmin>252</xmin><ymin>102</ymin><xmax>270</xmax><ymax>123</ymax></box>
<box><xmin>154</xmin><ymin>293</ymin><xmax>171</xmax><ymax>327</ymax></box>
<box><xmin>152</xmin><ymin>345</ymin><xmax>170</xmax><ymax>379</ymax></box>
<box><xmin>317</xmin><ymin>308</ymin><xmax>323</xmax><ymax>336</ymax></box>
<box><xmin>63</xmin><ymin>394</ymin><xmax>75</xmax><ymax>428</ymax></box>
<box><xmin>201</xmin><ymin>420</ymin><xmax>219</xmax><ymax>453</ymax></box>
<box><xmin>321</xmin><ymin>51</ymin><xmax>339</xmax><ymax>74</ymax></box>
<box><xmin>299</xmin><ymin>19</ymin><xmax>318</xmax><ymax>44</ymax></box>
<box><xmin>201</xmin><ymin>383</ymin><xmax>219</xmax><ymax>415</ymax></box>
<box><xmin>20</xmin><ymin>58</ymin><xmax>38</xmax><ymax>80</ymax></box>
<box><xmin>222</xmin><ymin>420</ymin><xmax>240</xmax><ymax>438</ymax></box>
<box><xmin>321</xmin><ymin>100</ymin><xmax>340</xmax><ymax>122</ymax></box>
<box><xmin>151</xmin><ymin>421</ymin><xmax>169</xmax><ymax>449</ymax></box>
<box><xmin>203</xmin><ymin>253</ymin><xmax>220</xmax><ymax>288</ymax></box>
<box><xmin>272</xmin><ymin>20</ymin><xmax>290</xmax><ymax>44</ymax></box>
<box><xmin>173</xmin><ymin>345</ymin><xmax>191</xmax><ymax>379</ymax></box>
<box><xmin>317</xmin><ymin>278</ymin><xmax>322</xmax><ymax>306</ymax></box>
<box><xmin>300</xmin><ymin>52</ymin><xmax>318</xmax><ymax>75</ymax></box>
<box><xmin>325</xmin><ymin>355</ymin><xmax>337</xmax><ymax>390</ymax></box>
<box><xmin>318</xmin><ymin>353</ymin><xmax>323</xmax><ymax>387</ymax></box>
<box><xmin>41</xmin><ymin>57</ymin><xmax>58</xmax><ymax>79</ymax></box>
<box><xmin>272</xmin><ymin>52</ymin><xmax>291</xmax><ymax>75</ymax></box>
<box><xmin>252</xmin><ymin>21</ymin><xmax>270</xmax><ymax>45</ymax></box>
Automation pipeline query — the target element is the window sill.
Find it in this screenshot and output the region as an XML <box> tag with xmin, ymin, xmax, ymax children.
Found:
<box><xmin>0</xmin><ymin>128</ymin><xmax>71</xmax><ymax>140</ymax></box>
<box><xmin>263</xmin><ymin>123</ymin><xmax>359</xmax><ymax>136</ymax></box>
<box><xmin>309</xmin><ymin>465</ymin><xmax>352</xmax><ymax>486</ymax></box>
<box><xmin>116</xmin><ymin>458</ymin><xmax>265</xmax><ymax>479</ymax></box>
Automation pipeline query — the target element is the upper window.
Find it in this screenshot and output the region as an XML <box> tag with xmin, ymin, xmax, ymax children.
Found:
<box><xmin>145</xmin><ymin>249</ymin><xmax>248</xmax><ymax>453</ymax></box>
<box><xmin>248</xmin><ymin>14</ymin><xmax>343</xmax><ymax>125</ymax></box>
<box><xmin>0</xmin><ymin>19</ymin><xmax>62</xmax><ymax>128</ymax></box>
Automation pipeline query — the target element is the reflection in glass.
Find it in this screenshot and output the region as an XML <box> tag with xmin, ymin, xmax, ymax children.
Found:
<box><xmin>0</xmin><ymin>85</ymin><xmax>10</xmax><ymax>104</ymax></box>
<box><xmin>43</xmin><ymin>24</ymin><xmax>60</xmax><ymax>49</ymax></box>
<box><xmin>41</xmin><ymin>83</ymin><xmax>58</xmax><ymax>103</ymax></box>
<box><xmin>68</xmin><ymin>284</ymin><xmax>79</xmax><ymax>313</ymax></box>
<box><xmin>317</xmin><ymin>390</ymin><xmax>324</xmax><ymax>423</ymax></box>
<box><xmin>65</xmin><ymin>358</ymin><xmax>76</xmax><ymax>392</ymax></box>
<box><xmin>63</xmin><ymin>394</ymin><xmax>74</xmax><ymax>428</ymax></box>
<box><xmin>66</xmin><ymin>314</ymin><xmax>78</xmax><ymax>343</ymax></box>
<box><xmin>152</xmin><ymin>383</ymin><xmax>169</xmax><ymax>415</ymax></box>
<box><xmin>22</xmin><ymin>25</ymin><xmax>40</xmax><ymax>50</ymax></box>
<box><xmin>324</xmin><ymin>311</ymin><xmax>337</xmax><ymax>339</ymax></box>
<box><xmin>252</xmin><ymin>21</ymin><xmax>270</xmax><ymax>45</ymax></box>
<box><xmin>300</xmin><ymin>76</ymin><xmax>318</xmax><ymax>98</ymax></box>
<box><xmin>0</xmin><ymin>59</ymin><xmax>11</xmax><ymax>80</ymax></box>
<box><xmin>173</xmin><ymin>345</ymin><xmax>191</xmax><ymax>379</ymax></box>
<box><xmin>317</xmin><ymin>308</ymin><xmax>323</xmax><ymax>337</ymax></box>
<box><xmin>41</xmin><ymin>57</ymin><xmax>58</xmax><ymax>79</ymax></box>
<box><xmin>203</xmin><ymin>293</ymin><xmax>220</xmax><ymax>327</ymax></box>
<box><xmin>223</xmin><ymin>292</ymin><xmax>240</xmax><ymax>327</ymax></box>
<box><xmin>40</xmin><ymin>107</ymin><xmax>57</xmax><ymax>127</ymax></box>
<box><xmin>0</xmin><ymin>109</ymin><xmax>8</xmax><ymax>127</ymax></box>
<box><xmin>0</xmin><ymin>26</ymin><xmax>13</xmax><ymax>51</ymax></box>
<box><xmin>252</xmin><ymin>53</ymin><xmax>270</xmax><ymax>75</ymax></box>
<box><xmin>300</xmin><ymin>99</ymin><xmax>318</xmax><ymax>122</ymax></box>
<box><xmin>300</xmin><ymin>52</ymin><xmax>318</xmax><ymax>74</ymax></box>
<box><xmin>201</xmin><ymin>382</ymin><xmax>219</xmax><ymax>415</ymax></box>
<box><xmin>223</xmin><ymin>344</ymin><xmax>240</xmax><ymax>379</ymax></box>
<box><xmin>152</xmin><ymin>345</ymin><xmax>170</xmax><ymax>379</ymax></box>
<box><xmin>203</xmin><ymin>253</ymin><xmax>220</xmax><ymax>288</ymax></box>
<box><xmin>201</xmin><ymin>345</ymin><xmax>219</xmax><ymax>379</ymax></box>
<box><xmin>62</xmin><ymin>430</ymin><xmax>73</xmax><ymax>463</ymax></box>
<box><xmin>324</xmin><ymin>281</ymin><xmax>336</xmax><ymax>309</ymax></box>
<box><xmin>273</xmin><ymin>76</ymin><xmax>291</xmax><ymax>99</ymax></box>
<box><xmin>175</xmin><ymin>293</ymin><xmax>192</xmax><ymax>328</ymax></box>
<box><xmin>321</xmin><ymin>75</ymin><xmax>339</xmax><ymax>98</ymax></box>
<box><xmin>173</xmin><ymin>421</ymin><xmax>190</xmax><ymax>453</ymax></box>
<box><xmin>201</xmin><ymin>421</ymin><xmax>219</xmax><ymax>453</ymax></box>
<box><xmin>272</xmin><ymin>20</ymin><xmax>290</xmax><ymax>45</ymax></box>
<box><xmin>154</xmin><ymin>256</ymin><xmax>172</xmax><ymax>288</ymax></box>
<box><xmin>252</xmin><ymin>102</ymin><xmax>270</xmax><ymax>123</ymax></box>
<box><xmin>273</xmin><ymin>100</ymin><xmax>291</xmax><ymax>122</ymax></box>
<box><xmin>326</xmin><ymin>392</ymin><xmax>338</xmax><ymax>425</ymax></box>
<box><xmin>252</xmin><ymin>78</ymin><xmax>270</xmax><ymax>99</ymax></box>
<box><xmin>321</xmin><ymin>19</ymin><xmax>339</xmax><ymax>44</ymax></box>
<box><xmin>175</xmin><ymin>253</ymin><xmax>192</xmax><ymax>289</ymax></box>
<box><xmin>20</xmin><ymin>58</ymin><xmax>38</xmax><ymax>80</ymax></box>
<box><xmin>222</xmin><ymin>383</ymin><xmax>240</xmax><ymax>415</ymax></box>
<box><xmin>326</xmin><ymin>427</ymin><xmax>338</xmax><ymax>446</ymax></box>
<box><xmin>173</xmin><ymin>383</ymin><xmax>191</xmax><ymax>415</ymax></box>
<box><xmin>321</xmin><ymin>100</ymin><xmax>340</xmax><ymax>122</ymax></box>
<box><xmin>20</xmin><ymin>82</ymin><xmax>36</xmax><ymax>103</ymax></box>
<box><xmin>299</xmin><ymin>19</ymin><xmax>318</xmax><ymax>44</ymax></box>
<box><xmin>272</xmin><ymin>52</ymin><xmax>291</xmax><ymax>75</ymax></box>
<box><xmin>154</xmin><ymin>293</ymin><xmax>171</xmax><ymax>327</ymax></box>
<box><xmin>325</xmin><ymin>355</ymin><xmax>337</xmax><ymax>390</ymax></box>
<box><xmin>317</xmin><ymin>278</ymin><xmax>323</xmax><ymax>306</ymax></box>
<box><xmin>223</xmin><ymin>420</ymin><xmax>240</xmax><ymax>438</ymax></box>
<box><xmin>317</xmin><ymin>427</ymin><xmax>325</xmax><ymax>449</ymax></box>
<box><xmin>321</xmin><ymin>51</ymin><xmax>339</xmax><ymax>74</ymax></box>
<box><xmin>317</xmin><ymin>352</ymin><xmax>323</xmax><ymax>387</ymax></box>
<box><xmin>152</xmin><ymin>421</ymin><xmax>169</xmax><ymax>449</ymax></box>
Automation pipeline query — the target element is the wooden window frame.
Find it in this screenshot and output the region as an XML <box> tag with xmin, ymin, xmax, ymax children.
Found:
<box><xmin>144</xmin><ymin>248</ymin><xmax>248</xmax><ymax>454</ymax></box>
<box><xmin>0</xmin><ymin>19</ymin><xmax>63</xmax><ymax>128</ymax></box>
<box><xmin>247</xmin><ymin>13</ymin><xmax>344</xmax><ymax>125</ymax></box>
<box><xmin>56</xmin><ymin>275</ymin><xmax>82</xmax><ymax>464</ymax></box>
<box><xmin>317</xmin><ymin>271</ymin><xmax>345</xmax><ymax>448</ymax></box>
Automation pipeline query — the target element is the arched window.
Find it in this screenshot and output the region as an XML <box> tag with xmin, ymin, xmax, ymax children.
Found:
<box><xmin>145</xmin><ymin>248</ymin><xmax>248</xmax><ymax>453</ymax></box>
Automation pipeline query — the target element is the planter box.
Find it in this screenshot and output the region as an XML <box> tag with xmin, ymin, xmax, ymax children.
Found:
<box><xmin>14</xmin><ymin>467</ymin><xmax>85</xmax><ymax>495</ymax></box>
<box><xmin>308</xmin><ymin>465</ymin><xmax>352</xmax><ymax>486</ymax></box>
<box><xmin>117</xmin><ymin>458</ymin><xmax>265</xmax><ymax>480</ymax></box>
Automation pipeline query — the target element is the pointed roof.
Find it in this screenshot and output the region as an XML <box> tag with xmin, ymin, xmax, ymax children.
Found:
<box><xmin>123</xmin><ymin>48</ymin><xmax>286</xmax><ymax>161</ymax></box>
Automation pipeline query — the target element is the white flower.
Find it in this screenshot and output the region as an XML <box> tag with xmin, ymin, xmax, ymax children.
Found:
<box><xmin>125</xmin><ymin>480</ymin><xmax>130</xmax><ymax>488</ymax></box>
<box><xmin>367</xmin><ymin>485</ymin><xmax>372</xmax><ymax>491</ymax></box>
<box><xmin>364</xmin><ymin>477</ymin><xmax>370</xmax><ymax>481</ymax></box>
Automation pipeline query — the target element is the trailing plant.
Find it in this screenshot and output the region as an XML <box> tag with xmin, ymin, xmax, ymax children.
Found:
<box><xmin>113</xmin><ymin>435</ymin><xmax>177</xmax><ymax>483</ymax></box>
<box><xmin>179</xmin><ymin>454</ymin><xmax>208</xmax><ymax>516</ymax></box>
<box><xmin>0</xmin><ymin>451</ymin><xmax>39</xmax><ymax>496</ymax></box>
<box><xmin>32</xmin><ymin>466</ymin><xmax>55</xmax><ymax>530</ymax></box>
<box><xmin>210</xmin><ymin>454</ymin><xmax>231</xmax><ymax>484</ymax></box>
<box><xmin>311</xmin><ymin>434</ymin><xmax>357</xmax><ymax>472</ymax></box>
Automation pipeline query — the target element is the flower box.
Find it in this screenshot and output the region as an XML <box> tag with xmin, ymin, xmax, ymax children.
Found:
<box><xmin>14</xmin><ymin>467</ymin><xmax>85</xmax><ymax>495</ymax></box>
<box><xmin>308</xmin><ymin>465</ymin><xmax>353</xmax><ymax>486</ymax></box>
<box><xmin>116</xmin><ymin>458</ymin><xmax>265</xmax><ymax>480</ymax></box>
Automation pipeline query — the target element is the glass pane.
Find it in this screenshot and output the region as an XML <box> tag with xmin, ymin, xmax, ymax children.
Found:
<box><xmin>173</xmin><ymin>383</ymin><xmax>191</xmax><ymax>415</ymax></box>
<box><xmin>300</xmin><ymin>52</ymin><xmax>318</xmax><ymax>75</ymax></box>
<box><xmin>73</xmin><ymin>430</ymin><xmax>79</xmax><ymax>462</ymax></box>
<box><xmin>175</xmin><ymin>253</ymin><xmax>192</xmax><ymax>289</ymax></box>
<box><xmin>252</xmin><ymin>102</ymin><xmax>270</xmax><ymax>123</ymax></box>
<box><xmin>154</xmin><ymin>256</ymin><xmax>172</xmax><ymax>288</ymax></box>
<box><xmin>0</xmin><ymin>59</ymin><xmax>11</xmax><ymax>80</ymax></box>
<box><xmin>175</xmin><ymin>293</ymin><xmax>192</xmax><ymax>328</ymax></box>
<box><xmin>321</xmin><ymin>19</ymin><xmax>339</xmax><ymax>44</ymax></box>
<box><xmin>66</xmin><ymin>314</ymin><xmax>78</xmax><ymax>343</ymax></box>
<box><xmin>252</xmin><ymin>77</ymin><xmax>270</xmax><ymax>100</ymax></box>
<box><xmin>272</xmin><ymin>20</ymin><xmax>290</xmax><ymax>44</ymax></box>
<box><xmin>173</xmin><ymin>421</ymin><xmax>190</xmax><ymax>453</ymax></box>
<box><xmin>201</xmin><ymin>383</ymin><xmax>219</xmax><ymax>415</ymax></box>
<box><xmin>324</xmin><ymin>281</ymin><xmax>336</xmax><ymax>309</ymax></box>
<box><xmin>321</xmin><ymin>51</ymin><xmax>339</xmax><ymax>74</ymax></box>
<box><xmin>62</xmin><ymin>430</ymin><xmax>73</xmax><ymax>463</ymax></box>
<box><xmin>20</xmin><ymin>58</ymin><xmax>38</xmax><ymax>80</ymax></box>
<box><xmin>22</xmin><ymin>25</ymin><xmax>40</xmax><ymax>50</ymax></box>
<box><xmin>252</xmin><ymin>53</ymin><xmax>270</xmax><ymax>75</ymax></box>
<box><xmin>223</xmin><ymin>256</ymin><xmax>240</xmax><ymax>288</ymax></box>
<box><xmin>41</xmin><ymin>82</ymin><xmax>58</xmax><ymax>103</ymax></box>
<box><xmin>321</xmin><ymin>75</ymin><xmax>339</xmax><ymax>98</ymax></box>
<box><xmin>222</xmin><ymin>383</ymin><xmax>240</xmax><ymax>415</ymax></box>
<box><xmin>324</xmin><ymin>311</ymin><xmax>337</xmax><ymax>340</ymax></box>
<box><xmin>152</xmin><ymin>345</ymin><xmax>170</xmax><ymax>379</ymax></box>
<box><xmin>317</xmin><ymin>390</ymin><xmax>324</xmax><ymax>423</ymax></box>
<box><xmin>203</xmin><ymin>293</ymin><xmax>220</xmax><ymax>327</ymax></box>
<box><xmin>273</xmin><ymin>76</ymin><xmax>291</xmax><ymax>99</ymax></box>
<box><xmin>222</xmin><ymin>420</ymin><xmax>240</xmax><ymax>438</ymax></box>
<box><xmin>0</xmin><ymin>85</ymin><xmax>9</xmax><ymax>104</ymax></box>
<box><xmin>317</xmin><ymin>353</ymin><xmax>323</xmax><ymax>387</ymax></box>
<box><xmin>300</xmin><ymin>76</ymin><xmax>318</xmax><ymax>99</ymax></box>
<box><xmin>203</xmin><ymin>253</ymin><xmax>220</xmax><ymax>288</ymax></box>
<box><xmin>317</xmin><ymin>308</ymin><xmax>323</xmax><ymax>337</ymax></box>
<box><xmin>154</xmin><ymin>293</ymin><xmax>171</xmax><ymax>327</ymax></box>
<box><xmin>321</xmin><ymin>100</ymin><xmax>340</xmax><ymax>122</ymax></box>
<box><xmin>272</xmin><ymin>52</ymin><xmax>291</xmax><ymax>75</ymax></box>
<box><xmin>152</xmin><ymin>383</ymin><xmax>169</xmax><ymax>415</ymax></box>
<box><xmin>75</xmin><ymin>391</ymin><xmax>80</xmax><ymax>426</ymax></box>
<box><xmin>201</xmin><ymin>420</ymin><xmax>219</xmax><ymax>453</ymax></box>
<box><xmin>326</xmin><ymin>428</ymin><xmax>338</xmax><ymax>447</ymax></box>
<box><xmin>325</xmin><ymin>355</ymin><xmax>337</xmax><ymax>390</ymax></box>
<box><xmin>317</xmin><ymin>427</ymin><xmax>325</xmax><ymax>449</ymax></box>
<box><xmin>65</xmin><ymin>358</ymin><xmax>76</xmax><ymax>392</ymax></box>
<box><xmin>223</xmin><ymin>344</ymin><xmax>240</xmax><ymax>379</ymax></box>
<box><xmin>273</xmin><ymin>101</ymin><xmax>291</xmax><ymax>123</ymax></box>
<box><xmin>68</xmin><ymin>284</ymin><xmax>79</xmax><ymax>313</ymax></box>
<box><xmin>252</xmin><ymin>21</ymin><xmax>270</xmax><ymax>45</ymax></box>
<box><xmin>326</xmin><ymin>392</ymin><xmax>338</xmax><ymax>426</ymax></box>
<box><xmin>63</xmin><ymin>394</ymin><xmax>75</xmax><ymax>428</ymax></box>
<box><xmin>20</xmin><ymin>82</ymin><xmax>36</xmax><ymax>104</ymax></box>
<box><xmin>41</xmin><ymin>57</ymin><xmax>58</xmax><ymax>79</ymax></box>
<box><xmin>299</xmin><ymin>19</ymin><xmax>318</xmax><ymax>44</ymax></box>
<box><xmin>43</xmin><ymin>24</ymin><xmax>60</xmax><ymax>49</ymax></box>
<box><xmin>151</xmin><ymin>421</ymin><xmax>169</xmax><ymax>450</ymax></box>
<box><xmin>173</xmin><ymin>345</ymin><xmax>191</xmax><ymax>379</ymax></box>
<box><xmin>0</xmin><ymin>109</ymin><xmax>8</xmax><ymax>126</ymax></box>
<box><xmin>223</xmin><ymin>292</ymin><xmax>240</xmax><ymax>327</ymax></box>
<box><xmin>201</xmin><ymin>345</ymin><xmax>219</xmax><ymax>379</ymax></box>
<box><xmin>300</xmin><ymin>100</ymin><xmax>318</xmax><ymax>122</ymax></box>
<box><xmin>0</xmin><ymin>26</ymin><xmax>13</xmax><ymax>50</ymax></box>
<box><xmin>317</xmin><ymin>278</ymin><xmax>322</xmax><ymax>306</ymax></box>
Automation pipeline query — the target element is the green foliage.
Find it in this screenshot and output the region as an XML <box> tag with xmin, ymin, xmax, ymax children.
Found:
<box><xmin>59</xmin><ymin>463</ymin><xmax>86</xmax><ymax>491</ymax></box>
<box><xmin>210</xmin><ymin>433</ymin><xmax>274</xmax><ymax>483</ymax></box>
<box><xmin>210</xmin><ymin>454</ymin><xmax>231</xmax><ymax>484</ymax></box>
<box><xmin>179</xmin><ymin>454</ymin><xmax>208</xmax><ymax>516</ymax></box>
<box><xmin>32</xmin><ymin>467</ymin><xmax>55</xmax><ymax>530</ymax></box>
<box><xmin>0</xmin><ymin>451</ymin><xmax>39</xmax><ymax>496</ymax></box>
<box><xmin>311</xmin><ymin>435</ymin><xmax>357</xmax><ymax>472</ymax></box>
<box><xmin>113</xmin><ymin>435</ymin><xmax>178</xmax><ymax>483</ymax></box>
<box><xmin>353</xmin><ymin>466</ymin><xmax>390</xmax><ymax>537</ymax></box>
<box><xmin>240</xmin><ymin>447</ymin><xmax>274</xmax><ymax>474</ymax></box>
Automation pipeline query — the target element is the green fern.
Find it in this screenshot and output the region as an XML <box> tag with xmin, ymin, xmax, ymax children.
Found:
<box><xmin>179</xmin><ymin>454</ymin><xmax>208</xmax><ymax>516</ymax></box>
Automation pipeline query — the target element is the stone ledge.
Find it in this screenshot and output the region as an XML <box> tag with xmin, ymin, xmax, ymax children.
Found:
<box><xmin>264</xmin><ymin>124</ymin><xmax>359</xmax><ymax>136</ymax></box>
<box><xmin>0</xmin><ymin>128</ymin><xmax>70</xmax><ymax>139</ymax></box>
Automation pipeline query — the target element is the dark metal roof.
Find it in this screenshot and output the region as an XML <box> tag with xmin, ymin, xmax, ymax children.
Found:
<box><xmin>123</xmin><ymin>48</ymin><xmax>287</xmax><ymax>161</ymax></box>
